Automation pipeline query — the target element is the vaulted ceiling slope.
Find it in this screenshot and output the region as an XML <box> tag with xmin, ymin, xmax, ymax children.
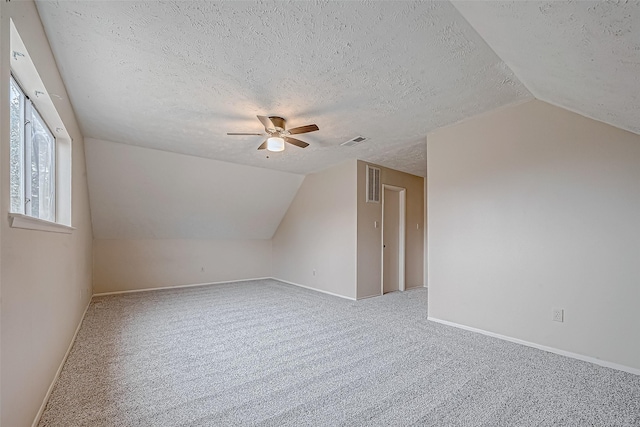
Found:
<box><xmin>35</xmin><ymin>0</ymin><xmax>531</xmax><ymax>177</ymax></box>
<box><xmin>453</xmin><ymin>1</ymin><xmax>640</xmax><ymax>136</ymax></box>
<box><xmin>85</xmin><ymin>139</ymin><xmax>304</xmax><ymax>239</ymax></box>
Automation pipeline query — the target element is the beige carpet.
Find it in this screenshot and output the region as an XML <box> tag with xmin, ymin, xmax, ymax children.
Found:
<box><xmin>39</xmin><ymin>279</ymin><xmax>640</xmax><ymax>426</ymax></box>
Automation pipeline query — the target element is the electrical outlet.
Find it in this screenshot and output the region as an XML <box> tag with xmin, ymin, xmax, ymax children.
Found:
<box><xmin>553</xmin><ymin>308</ymin><xmax>564</xmax><ymax>322</ymax></box>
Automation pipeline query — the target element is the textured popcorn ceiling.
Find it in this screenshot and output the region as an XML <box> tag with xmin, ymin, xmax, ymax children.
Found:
<box><xmin>453</xmin><ymin>0</ymin><xmax>640</xmax><ymax>136</ymax></box>
<box><xmin>35</xmin><ymin>0</ymin><xmax>532</xmax><ymax>177</ymax></box>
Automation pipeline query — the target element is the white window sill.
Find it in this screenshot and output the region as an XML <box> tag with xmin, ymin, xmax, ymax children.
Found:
<box><xmin>9</xmin><ymin>213</ymin><xmax>75</xmax><ymax>234</ymax></box>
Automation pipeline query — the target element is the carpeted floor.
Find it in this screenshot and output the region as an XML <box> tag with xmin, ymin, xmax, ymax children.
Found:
<box><xmin>39</xmin><ymin>279</ymin><xmax>640</xmax><ymax>426</ymax></box>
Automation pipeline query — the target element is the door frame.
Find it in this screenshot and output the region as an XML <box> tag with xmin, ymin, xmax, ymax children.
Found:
<box><xmin>381</xmin><ymin>184</ymin><xmax>406</xmax><ymax>294</ymax></box>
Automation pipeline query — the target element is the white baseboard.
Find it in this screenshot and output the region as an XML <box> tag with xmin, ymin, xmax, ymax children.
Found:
<box><xmin>32</xmin><ymin>299</ymin><xmax>92</xmax><ymax>427</ymax></box>
<box><xmin>92</xmin><ymin>277</ymin><xmax>272</xmax><ymax>297</ymax></box>
<box><xmin>94</xmin><ymin>278</ymin><xmax>420</xmax><ymax>300</ymax></box>
<box><xmin>428</xmin><ymin>317</ymin><xmax>640</xmax><ymax>376</ymax></box>
<box><xmin>272</xmin><ymin>278</ymin><xmax>356</xmax><ymax>301</ymax></box>
<box><xmin>357</xmin><ymin>285</ymin><xmax>426</xmax><ymax>300</ymax></box>
<box><xmin>356</xmin><ymin>293</ymin><xmax>381</xmax><ymax>300</ymax></box>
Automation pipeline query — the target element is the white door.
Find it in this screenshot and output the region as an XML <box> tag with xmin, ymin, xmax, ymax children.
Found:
<box><xmin>383</xmin><ymin>187</ymin><xmax>400</xmax><ymax>294</ymax></box>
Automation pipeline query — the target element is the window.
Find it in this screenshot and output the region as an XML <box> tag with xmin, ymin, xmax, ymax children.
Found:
<box><xmin>9</xmin><ymin>18</ymin><xmax>73</xmax><ymax>232</ymax></box>
<box><xmin>10</xmin><ymin>76</ymin><xmax>56</xmax><ymax>222</ymax></box>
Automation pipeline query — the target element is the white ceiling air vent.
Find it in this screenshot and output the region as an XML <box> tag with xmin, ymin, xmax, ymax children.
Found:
<box><xmin>366</xmin><ymin>165</ymin><xmax>380</xmax><ymax>203</ymax></box>
<box><xmin>341</xmin><ymin>136</ymin><xmax>367</xmax><ymax>147</ymax></box>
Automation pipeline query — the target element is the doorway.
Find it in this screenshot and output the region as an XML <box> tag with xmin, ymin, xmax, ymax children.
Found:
<box><xmin>381</xmin><ymin>185</ymin><xmax>406</xmax><ymax>294</ymax></box>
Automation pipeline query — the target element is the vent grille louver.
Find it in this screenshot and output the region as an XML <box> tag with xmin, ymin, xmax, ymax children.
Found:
<box><xmin>366</xmin><ymin>165</ymin><xmax>380</xmax><ymax>203</ymax></box>
<box><xmin>341</xmin><ymin>136</ymin><xmax>367</xmax><ymax>147</ymax></box>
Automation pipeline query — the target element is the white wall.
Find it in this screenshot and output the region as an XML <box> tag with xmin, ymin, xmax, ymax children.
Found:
<box><xmin>94</xmin><ymin>239</ymin><xmax>271</xmax><ymax>293</ymax></box>
<box><xmin>86</xmin><ymin>139</ymin><xmax>303</xmax><ymax>293</ymax></box>
<box><xmin>357</xmin><ymin>161</ymin><xmax>425</xmax><ymax>299</ymax></box>
<box><xmin>272</xmin><ymin>160</ymin><xmax>358</xmax><ymax>299</ymax></box>
<box><xmin>0</xmin><ymin>2</ymin><xmax>94</xmax><ymax>426</ymax></box>
<box><xmin>428</xmin><ymin>99</ymin><xmax>640</xmax><ymax>371</ymax></box>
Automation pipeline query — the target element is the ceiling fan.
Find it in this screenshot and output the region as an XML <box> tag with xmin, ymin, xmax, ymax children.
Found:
<box><xmin>227</xmin><ymin>115</ymin><xmax>319</xmax><ymax>152</ymax></box>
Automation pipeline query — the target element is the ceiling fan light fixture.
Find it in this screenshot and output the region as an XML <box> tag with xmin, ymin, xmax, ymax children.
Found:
<box><xmin>229</xmin><ymin>115</ymin><xmax>318</xmax><ymax>151</ymax></box>
<box><xmin>267</xmin><ymin>136</ymin><xmax>285</xmax><ymax>152</ymax></box>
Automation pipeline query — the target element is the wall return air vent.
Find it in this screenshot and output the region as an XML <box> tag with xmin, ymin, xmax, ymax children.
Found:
<box><xmin>366</xmin><ymin>165</ymin><xmax>380</xmax><ymax>203</ymax></box>
<box><xmin>341</xmin><ymin>136</ymin><xmax>367</xmax><ymax>147</ymax></box>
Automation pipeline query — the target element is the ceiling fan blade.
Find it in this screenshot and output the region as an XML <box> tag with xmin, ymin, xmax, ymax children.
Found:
<box><xmin>257</xmin><ymin>115</ymin><xmax>275</xmax><ymax>130</ymax></box>
<box><xmin>257</xmin><ymin>139</ymin><xmax>268</xmax><ymax>150</ymax></box>
<box><xmin>287</xmin><ymin>124</ymin><xmax>319</xmax><ymax>135</ymax></box>
<box><xmin>227</xmin><ymin>133</ymin><xmax>264</xmax><ymax>136</ymax></box>
<box><xmin>284</xmin><ymin>136</ymin><xmax>309</xmax><ymax>148</ymax></box>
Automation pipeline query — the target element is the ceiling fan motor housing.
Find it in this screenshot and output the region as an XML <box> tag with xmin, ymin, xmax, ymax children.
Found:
<box><xmin>267</xmin><ymin>116</ymin><xmax>287</xmax><ymax>133</ymax></box>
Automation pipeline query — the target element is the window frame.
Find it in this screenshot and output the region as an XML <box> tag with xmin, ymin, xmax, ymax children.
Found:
<box><xmin>10</xmin><ymin>73</ymin><xmax>57</xmax><ymax>222</ymax></box>
<box><xmin>9</xmin><ymin>18</ymin><xmax>74</xmax><ymax>233</ymax></box>
<box><xmin>9</xmin><ymin>74</ymin><xmax>73</xmax><ymax>233</ymax></box>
